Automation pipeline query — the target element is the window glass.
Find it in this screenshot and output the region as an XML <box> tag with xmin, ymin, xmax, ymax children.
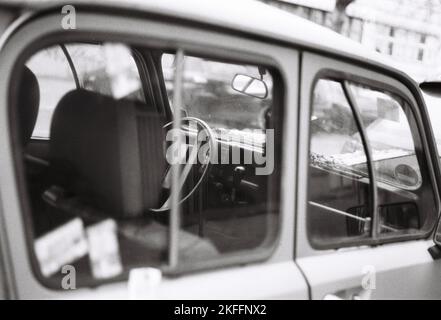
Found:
<box><xmin>17</xmin><ymin>44</ymin><xmax>281</xmax><ymax>288</ymax></box>
<box><xmin>309</xmin><ymin>80</ymin><xmax>372</xmax><ymax>244</ymax></box>
<box><xmin>348</xmin><ymin>83</ymin><xmax>435</xmax><ymax>236</ymax></box>
<box><xmin>162</xmin><ymin>54</ymin><xmax>273</xmax><ymax>132</ymax></box>
<box><xmin>22</xmin><ymin>42</ymin><xmax>164</xmax><ymax>289</ymax></box>
<box><xmin>0</xmin><ymin>249</ymin><xmax>5</xmax><ymax>299</ymax></box>
<box><xmin>26</xmin><ymin>43</ymin><xmax>144</xmax><ymax>139</ymax></box>
<box><xmin>348</xmin><ymin>83</ymin><xmax>421</xmax><ymax>190</ymax></box>
<box><xmin>308</xmin><ymin>78</ymin><xmax>438</xmax><ymax>248</ymax></box>
<box><xmin>67</xmin><ymin>43</ymin><xmax>144</xmax><ymax>102</ymax></box>
<box><xmin>162</xmin><ymin>53</ymin><xmax>280</xmax><ymax>264</ymax></box>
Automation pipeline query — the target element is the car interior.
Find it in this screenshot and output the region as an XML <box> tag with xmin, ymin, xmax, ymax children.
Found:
<box><xmin>14</xmin><ymin>41</ymin><xmax>281</xmax><ymax>287</ymax></box>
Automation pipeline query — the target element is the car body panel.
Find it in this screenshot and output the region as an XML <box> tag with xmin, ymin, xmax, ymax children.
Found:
<box><xmin>297</xmin><ymin>240</ymin><xmax>441</xmax><ymax>299</ymax></box>
<box><xmin>0</xmin><ymin>0</ymin><xmax>402</xmax><ymax>72</ymax></box>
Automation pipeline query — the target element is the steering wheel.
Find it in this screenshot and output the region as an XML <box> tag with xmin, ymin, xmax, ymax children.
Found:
<box><xmin>150</xmin><ymin>117</ymin><xmax>217</xmax><ymax>212</ymax></box>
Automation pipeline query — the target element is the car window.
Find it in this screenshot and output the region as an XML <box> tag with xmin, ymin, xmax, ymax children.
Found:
<box><xmin>16</xmin><ymin>43</ymin><xmax>282</xmax><ymax>288</ymax></box>
<box><xmin>308</xmin><ymin>78</ymin><xmax>438</xmax><ymax>248</ymax></box>
<box><xmin>26</xmin><ymin>43</ymin><xmax>144</xmax><ymax>139</ymax></box>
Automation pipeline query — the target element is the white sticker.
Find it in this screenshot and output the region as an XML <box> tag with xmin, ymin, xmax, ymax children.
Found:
<box><xmin>128</xmin><ymin>268</ymin><xmax>162</xmax><ymax>300</ymax></box>
<box><xmin>86</xmin><ymin>219</ymin><xmax>123</xmax><ymax>279</ymax></box>
<box><xmin>35</xmin><ymin>218</ymin><xmax>88</xmax><ymax>277</ymax></box>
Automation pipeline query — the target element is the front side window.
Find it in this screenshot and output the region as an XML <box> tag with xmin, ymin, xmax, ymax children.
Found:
<box><xmin>14</xmin><ymin>41</ymin><xmax>281</xmax><ymax>288</ymax></box>
<box><xmin>308</xmin><ymin>78</ymin><xmax>437</xmax><ymax>248</ymax></box>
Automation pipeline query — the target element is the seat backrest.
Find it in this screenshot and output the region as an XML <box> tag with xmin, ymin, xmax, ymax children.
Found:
<box><xmin>17</xmin><ymin>66</ymin><xmax>40</xmax><ymax>145</ymax></box>
<box><xmin>49</xmin><ymin>89</ymin><xmax>165</xmax><ymax>218</ymax></box>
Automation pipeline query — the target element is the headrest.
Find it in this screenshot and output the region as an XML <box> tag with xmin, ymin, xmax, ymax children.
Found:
<box><xmin>49</xmin><ymin>89</ymin><xmax>166</xmax><ymax>218</ymax></box>
<box><xmin>17</xmin><ymin>66</ymin><xmax>40</xmax><ymax>145</ymax></box>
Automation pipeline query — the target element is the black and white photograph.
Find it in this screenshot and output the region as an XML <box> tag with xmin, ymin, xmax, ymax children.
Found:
<box><xmin>0</xmin><ymin>0</ymin><xmax>441</xmax><ymax>304</ymax></box>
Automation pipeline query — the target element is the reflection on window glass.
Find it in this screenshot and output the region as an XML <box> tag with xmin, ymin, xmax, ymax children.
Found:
<box><xmin>162</xmin><ymin>54</ymin><xmax>273</xmax><ymax>132</ymax></box>
<box><xmin>67</xmin><ymin>43</ymin><xmax>144</xmax><ymax>102</ymax></box>
<box><xmin>26</xmin><ymin>45</ymin><xmax>76</xmax><ymax>138</ymax></box>
<box><xmin>26</xmin><ymin>43</ymin><xmax>144</xmax><ymax>139</ymax></box>
<box><xmin>309</xmin><ymin>79</ymin><xmax>372</xmax><ymax>245</ymax></box>
<box><xmin>348</xmin><ymin>83</ymin><xmax>421</xmax><ymax>190</ymax></box>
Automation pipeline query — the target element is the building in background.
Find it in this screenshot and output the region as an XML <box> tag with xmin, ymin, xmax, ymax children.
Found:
<box><xmin>260</xmin><ymin>0</ymin><xmax>441</xmax><ymax>81</ymax></box>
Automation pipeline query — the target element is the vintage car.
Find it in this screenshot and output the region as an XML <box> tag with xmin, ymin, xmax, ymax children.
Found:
<box><xmin>1</xmin><ymin>0</ymin><xmax>441</xmax><ymax>300</ymax></box>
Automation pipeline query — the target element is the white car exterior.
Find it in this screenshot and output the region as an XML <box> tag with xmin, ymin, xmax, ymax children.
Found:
<box><xmin>0</xmin><ymin>0</ymin><xmax>440</xmax><ymax>300</ymax></box>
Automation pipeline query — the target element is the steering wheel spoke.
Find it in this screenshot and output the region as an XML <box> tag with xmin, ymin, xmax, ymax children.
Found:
<box><xmin>150</xmin><ymin>117</ymin><xmax>216</xmax><ymax>212</ymax></box>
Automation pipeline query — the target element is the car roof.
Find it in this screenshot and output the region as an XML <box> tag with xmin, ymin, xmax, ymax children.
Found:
<box><xmin>2</xmin><ymin>0</ymin><xmax>400</xmax><ymax>73</ymax></box>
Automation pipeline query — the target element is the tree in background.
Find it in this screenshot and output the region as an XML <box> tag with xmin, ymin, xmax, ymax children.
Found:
<box><xmin>332</xmin><ymin>0</ymin><xmax>355</xmax><ymax>33</ymax></box>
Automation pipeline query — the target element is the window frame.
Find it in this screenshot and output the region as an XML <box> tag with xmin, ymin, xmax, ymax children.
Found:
<box><xmin>306</xmin><ymin>68</ymin><xmax>440</xmax><ymax>250</ymax></box>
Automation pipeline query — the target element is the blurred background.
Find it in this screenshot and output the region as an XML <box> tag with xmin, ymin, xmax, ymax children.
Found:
<box><xmin>260</xmin><ymin>0</ymin><xmax>441</xmax><ymax>83</ymax></box>
<box><xmin>259</xmin><ymin>0</ymin><xmax>441</xmax><ymax>151</ymax></box>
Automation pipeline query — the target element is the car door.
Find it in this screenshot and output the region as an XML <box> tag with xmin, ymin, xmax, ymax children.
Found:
<box><xmin>0</xmin><ymin>8</ymin><xmax>308</xmax><ymax>299</ymax></box>
<box><xmin>295</xmin><ymin>52</ymin><xmax>441</xmax><ymax>300</ymax></box>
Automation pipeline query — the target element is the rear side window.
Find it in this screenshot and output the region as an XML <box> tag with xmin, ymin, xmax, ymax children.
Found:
<box><xmin>308</xmin><ymin>78</ymin><xmax>437</xmax><ymax>248</ymax></box>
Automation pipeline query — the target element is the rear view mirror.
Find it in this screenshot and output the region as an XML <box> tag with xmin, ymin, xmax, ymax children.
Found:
<box><xmin>231</xmin><ymin>74</ymin><xmax>268</xmax><ymax>99</ymax></box>
<box><xmin>420</xmin><ymin>81</ymin><xmax>441</xmax><ymax>98</ymax></box>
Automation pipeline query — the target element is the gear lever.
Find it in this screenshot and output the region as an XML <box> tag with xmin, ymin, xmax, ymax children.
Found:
<box><xmin>231</xmin><ymin>166</ymin><xmax>245</xmax><ymax>202</ymax></box>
